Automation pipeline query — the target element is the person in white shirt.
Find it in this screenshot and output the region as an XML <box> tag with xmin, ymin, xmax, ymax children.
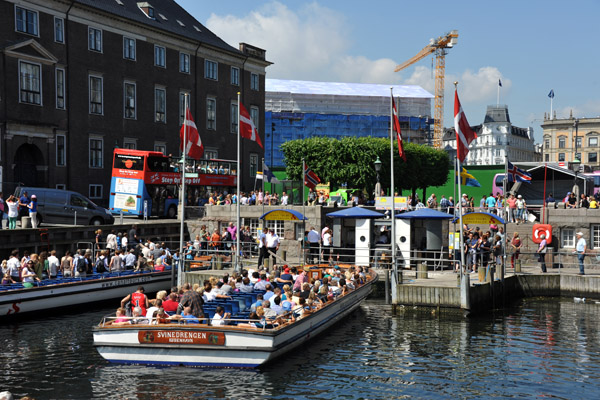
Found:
<box><xmin>574</xmin><ymin>232</ymin><xmax>587</xmax><ymax>275</ymax></box>
<box><xmin>47</xmin><ymin>250</ymin><xmax>60</xmax><ymax>279</ymax></box>
<box><xmin>265</xmin><ymin>229</ymin><xmax>280</xmax><ymax>268</ymax></box>
<box><xmin>307</xmin><ymin>227</ymin><xmax>320</xmax><ymax>264</ymax></box>
<box><xmin>281</xmin><ymin>192</ymin><xmax>289</xmax><ymax>206</ymax></box>
<box><xmin>211</xmin><ymin>306</ymin><xmax>231</xmax><ymax>326</ymax></box>
<box><xmin>322</xmin><ymin>227</ymin><xmax>332</xmax><ymax>262</ymax></box>
<box><xmin>106</xmin><ymin>230</ymin><xmax>117</xmax><ymax>254</ymax></box>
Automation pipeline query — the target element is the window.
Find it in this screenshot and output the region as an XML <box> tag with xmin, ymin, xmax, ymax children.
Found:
<box><xmin>205</xmin><ymin>60</ymin><xmax>218</xmax><ymax>80</ymax></box>
<box><xmin>89</xmin><ymin>184</ymin><xmax>103</xmax><ymax>199</ymax></box>
<box><xmin>251</xmin><ymin>73</ymin><xmax>259</xmax><ymax>90</ymax></box>
<box><xmin>561</xmin><ymin>228</ymin><xmax>575</xmax><ymax>248</ymax></box>
<box><xmin>56</xmin><ymin>68</ymin><xmax>65</xmax><ymax>109</ymax></box>
<box><xmin>250</xmin><ymin>106</ymin><xmax>259</xmax><ymax>129</ymax></box>
<box><xmin>592</xmin><ymin>225</ymin><xmax>600</xmax><ymax>249</ymax></box>
<box><xmin>179</xmin><ymin>91</ymin><xmax>190</xmax><ymax>124</ymax></box>
<box><xmin>575</xmin><ymin>152</ymin><xmax>581</xmax><ymax>162</ymax></box>
<box><xmin>544</xmin><ymin>139</ymin><xmax>549</xmax><ymax>149</ymax></box>
<box><xmin>123</xmin><ymin>37</ymin><xmax>136</xmax><ymax>60</ymax></box>
<box><xmin>123</xmin><ymin>138</ymin><xmax>137</xmax><ymax>149</ymax></box>
<box><xmin>589</xmin><ymin>153</ymin><xmax>598</xmax><ymax>163</ymax></box>
<box><xmin>155</xmin><ymin>45</ymin><xmax>166</xmax><ymax>67</ymax></box>
<box><xmin>249</xmin><ymin>153</ymin><xmax>258</xmax><ymax>177</ymax></box>
<box><xmin>56</xmin><ymin>134</ymin><xmax>66</xmax><ymax>166</ymax></box>
<box><xmin>88</xmin><ymin>27</ymin><xmax>102</xmax><ymax>52</ymax></box>
<box><xmin>558</xmin><ymin>153</ymin><xmax>565</xmax><ymax>162</ymax></box>
<box><xmin>180</xmin><ymin>53</ymin><xmax>190</xmax><ymax>73</ymax></box>
<box><xmin>54</xmin><ymin>17</ymin><xmax>64</xmax><ymax>43</ymax></box>
<box><xmin>576</xmin><ymin>137</ymin><xmax>582</xmax><ymax>148</ymax></box>
<box><xmin>89</xmin><ymin>137</ymin><xmax>103</xmax><ymax>168</ymax></box>
<box><xmin>89</xmin><ymin>75</ymin><xmax>103</xmax><ymax>114</ymax></box>
<box><xmin>56</xmin><ymin>184</ymin><xmax>66</xmax><ymax>190</ymax></box>
<box><xmin>204</xmin><ymin>149</ymin><xmax>218</xmax><ymax>159</ymax></box>
<box><xmin>558</xmin><ymin>137</ymin><xmax>565</xmax><ymax>149</ymax></box>
<box><xmin>231</xmin><ymin>67</ymin><xmax>239</xmax><ymax>86</ymax></box>
<box><xmin>16</xmin><ymin>7</ymin><xmax>38</xmax><ymax>36</ymax></box>
<box><xmin>155</xmin><ymin>87</ymin><xmax>166</xmax><ymax>123</ymax></box>
<box><xmin>206</xmin><ymin>98</ymin><xmax>216</xmax><ymax>130</ymax></box>
<box><xmin>231</xmin><ymin>103</ymin><xmax>238</xmax><ymax>133</ymax></box>
<box><xmin>244</xmin><ymin>218</ymin><xmax>260</xmax><ymax>239</ymax></box>
<box><xmin>545</xmin><ymin>154</ymin><xmax>549</xmax><ymax>162</ymax></box>
<box><xmin>265</xmin><ymin>220</ymin><xmax>284</xmax><ymax>237</ymax></box>
<box><xmin>154</xmin><ymin>142</ymin><xmax>166</xmax><ymax>155</ymax></box>
<box><xmin>19</xmin><ymin>61</ymin><xmax>41</xmax><ymax>105</ymax></box>
<box><xmin>589</xmin><ymin>137</ymin><xmax>598</xmax><ymax>147</ymax></box>
<box><xmin>124</xmin><ymin>82</ymin><xmax>136</xmax><ymax>119</ymax></box>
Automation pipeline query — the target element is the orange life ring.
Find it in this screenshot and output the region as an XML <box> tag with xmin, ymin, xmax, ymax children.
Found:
<box><xmin>532</xmin><ymin>224</ymin><xmax>552</xmax><ymax>244</ymax></box>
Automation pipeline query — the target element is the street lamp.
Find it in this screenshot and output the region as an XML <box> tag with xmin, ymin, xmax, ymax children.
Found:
<box><xmin>374</xmin><ymin>156</ymin><xmax>382</xmax><ymax>197</ymax></box>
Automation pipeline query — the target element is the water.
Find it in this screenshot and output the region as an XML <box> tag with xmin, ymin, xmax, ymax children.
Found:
<box><xmin>2</xmin><ymin>298</ymin><xmax>600</xmax><ymax>399</ymax></box>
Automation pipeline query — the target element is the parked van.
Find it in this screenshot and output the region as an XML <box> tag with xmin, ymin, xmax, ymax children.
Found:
<box><xmin>13</xmin><ymin>187</ymin><xmax>115</xmax><ymax>226</ymax></box>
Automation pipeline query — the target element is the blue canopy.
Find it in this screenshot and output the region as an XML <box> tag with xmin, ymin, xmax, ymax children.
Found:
<box><xmin>452</xmin><ymin>212</ymin><xmax>506</xmax><ymax>225</ymax></box>
<box><xmin>326</xmin><ymin>207</ymin><xmax>385</xmax><ymax>219</ymax></box>
<box><xmin>260</xmin><ymin>209</ymin><xmax>307</xmax><ymax>221</ymax></box>
<box><xmin>395</xmin><ymin>208</ymin><xmax>455</xmax><ymax>220</ymax></box>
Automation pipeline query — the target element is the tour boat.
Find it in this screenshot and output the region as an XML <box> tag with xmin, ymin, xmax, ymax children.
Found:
<box><xmin>0</xmin><ymin>269</ymin><xmax>172</xmax><ymax>318</ymax></box>
<box><xmin>93</xmin><ymin>266</ymin><xmax>377</xmax><ymax>368</ymax></box>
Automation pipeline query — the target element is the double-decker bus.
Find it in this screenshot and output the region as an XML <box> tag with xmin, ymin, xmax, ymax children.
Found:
<box><xmin>110</xmin><ymin>149</ymin><xmax>237</xmax><ymax>217</ymax></box>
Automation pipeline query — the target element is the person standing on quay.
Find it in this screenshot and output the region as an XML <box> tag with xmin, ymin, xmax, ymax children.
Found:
<box><xmin>537</xmin><ymin>234</ymin><xmax>547</xmax><ymax>273</ymax></box>
<box><xmin>574</xmin><ymin>232</ymin><xmax>587</xmax><ymax>275</ymax></box>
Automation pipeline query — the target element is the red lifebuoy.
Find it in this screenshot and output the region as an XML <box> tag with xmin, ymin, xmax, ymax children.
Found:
<box><xmin>532</xmin><ymin>224</ymin><xmax>552</xmax><ymax>244</ymax></box>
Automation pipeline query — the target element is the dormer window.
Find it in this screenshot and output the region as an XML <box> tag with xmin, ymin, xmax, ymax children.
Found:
<box><xmin>176</xmin><ymin>19</ymin><xmax>185</xmax><ymax>27</ymax></box>
<box><xmin>137</xmin><ymin>2</ymin><xmax>155</xmax><ymax>20</ymax></box>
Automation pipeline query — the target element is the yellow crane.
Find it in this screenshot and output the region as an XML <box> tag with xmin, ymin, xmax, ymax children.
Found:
<box><xmin>394</xmin><ymin>30</ymin><xmax>458</xmax><ymax>148</ymax></box>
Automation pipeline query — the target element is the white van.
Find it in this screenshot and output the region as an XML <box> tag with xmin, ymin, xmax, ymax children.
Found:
<box><xmin>13</xmin><ymin>187</ymin><xmax>115</xmax><ymax>226</ymax></box>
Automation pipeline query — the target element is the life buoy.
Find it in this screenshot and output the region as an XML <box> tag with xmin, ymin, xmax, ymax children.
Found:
<box><xmin>532</xmin><ymin>224</ymin><xmax>552</xmax><ymax>244</ymax></box>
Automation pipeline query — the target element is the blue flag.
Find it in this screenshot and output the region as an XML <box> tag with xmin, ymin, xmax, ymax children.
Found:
<box><xmin>456</xmin><ymin>167</ymin><xmax>481</xmax><ymax>187</ymax></box>
<box><xmin>263</xmin><ymin>164</ymin><xmax>280</xmax><ymax>184</ymax></box>
<box><xmin>498</xmin><ymin>79</ymin><xmax>502</xmax><ymax>87</ymax></box>
<box><xmin>548</xmin><ymin>89</ymin><xmax>554</xmax><ymax>99</ymax></box>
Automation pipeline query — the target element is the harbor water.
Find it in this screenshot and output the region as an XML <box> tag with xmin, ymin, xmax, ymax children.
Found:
<box><xmin>2</xmin><ymin>298</ymin><xmax>600</xmax><ymax>399</ymax></box>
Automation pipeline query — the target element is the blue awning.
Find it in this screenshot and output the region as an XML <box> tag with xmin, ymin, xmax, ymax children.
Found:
<box><xmin>327</xmin><ymin>207</ymin><xmax>385</xmax><ymax>219</ymax></box>
<box><xmin>259</xmin><ymin>209</ymin><xmax>307</xmax><ymax>221</ymax></box>
<box><xmin>452</xmin><ymin>212</ymin><xmax>506</xmax><ymax>225</ymax></box>
<box><xmin>395</xmin><ymin>208</ymin><xmax>455</xmax><ymax>220</ymax></box>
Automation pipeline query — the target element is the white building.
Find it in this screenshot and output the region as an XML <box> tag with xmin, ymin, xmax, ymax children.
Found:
<box><xmin>443</xmin><ymin>105</ymin><xmax>540</xmax><ymax>165</ymax></box>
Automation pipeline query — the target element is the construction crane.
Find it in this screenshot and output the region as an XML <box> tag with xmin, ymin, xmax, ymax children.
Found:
<box><xmin>394</xmin><ymin>30</ymin><xmax>458</xmax><ymax>148</ymax></box>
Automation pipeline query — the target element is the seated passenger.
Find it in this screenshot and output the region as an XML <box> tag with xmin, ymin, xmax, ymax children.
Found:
<box><xmin>180</xmin><ymin>306</ymin><xmax>200</xmax><ymax>324</ymax></box>
<box><xmin>2</xmin><ymin>272</ymin><xmax>15</xmax><ymax>285</ymax></box>
<box><xmin>270</xmin><ymin>296</ymin><xmax>285</xmax><ymax>315</ymax></box>
<box><xmin>250</xmin><ymin>294</ymin><xmax>264</xmax><ymax>312</ymax></box>
<box><xmin>155</xmin><ymin>308</ymin><xmax>171</xmax><ymax>324</ymax></box>
<box><xmin>262</xmin><ymin>300</ymin><xmax>277</xmax><ymax>320</ymax></box>
<box><xmin>211</xmin><ymin>306</ymin><xmax>231</xmax><ymax>326</ymax></box>
<box><xmin>130</xmin><ymin>306</ymin><xmax>149</xmax><ymax>325</ymax></box>
<box><xmin>239</xmin><ymin>277</ymin><xmax>254</xmax><ymax>293</ymax></box>
<box><xmin>162</xmin><ymin>292</ymin><xmax>179</xmax><ymax>314</ymax></box>
<box><xmin>112</xmin><ymin>307</ymin><xmax>130</xmax><ymax>325</ymax></box>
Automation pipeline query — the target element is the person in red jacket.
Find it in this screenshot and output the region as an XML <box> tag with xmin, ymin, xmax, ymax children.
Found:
<box><xmin>121</xmin><ymin>286</ymin><xmax>149</xmax><ymax>316</ymax></box>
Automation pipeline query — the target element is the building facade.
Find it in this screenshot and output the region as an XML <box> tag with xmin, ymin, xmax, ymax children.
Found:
<box><xmin>265</xmin><ymin>79</ymin><xmax>433</xmax><ymax>168</ymax></box>
<box><xmin>0</xmin><ymin>0</ymin><xmax>268</xmax><ymax>205</ymax></box>
<box><xmin>541</xmin><ymin>115</ymin><xmax>600</xmax><ymax>170</ymax></box>
<box><xmin>443</xmin><ymin>105</ymin><xmax>539</xmax><ymax>165</ymax></box>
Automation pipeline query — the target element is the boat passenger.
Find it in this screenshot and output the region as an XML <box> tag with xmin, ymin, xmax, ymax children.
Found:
<box><xmin>250</xmin><ymin>294</ymin><xmax>264</xmax><ymax>312</ymax></box>
<box><xmin>7</xmin><ymin>250</ymin><xmax>21</xmax><ymax>282</ymax></box>
<box><xmin>124</xmin><ymin>249</ymin><xmax>136</xmax><ymax>270</ymax></box>
<box><xmin>2</xmin><ymin>272</ymin><xmax>15</xmax><ymax>285</ymax></box>
<box><xmin>131</xmin><ymin>307</ymin><xmax>149</xmax><ymax>325</ymax></box>
<box><xmin>162</xmin><ymin>293</ymin><xmax>179</xmax><ymax>314</ymax></box>
<box><xmin>299</xmin><ymin>283</ymin><xmax>311</xmax><ymax>300</ymax></box>
<box><xmin>109</xmin><ymin>250</ymin><xmax>123</xmax><ymax>272</ymax></box>
<box><xmin>155</xmin><ymin>308</ymin><xmax>171</xmax><ymax>324</ymax></box>
<box><xmin>180</xmin><ymin>306</ymin><xmax>200</xmax><ymax>324</ymax></box>
<box><xmin>276</xmin><ymin>266</ymin><xmax>294</xmax><ymax>286</ymax></box>
<box><xmin>30</xmin><ymin>253</ymin><xmax>43</xmax><ymax>280</ymax></box>
<box><xmin>270</xmin><ymin>296</ymin><xmax>285</xmax><ymax>315</ymax></box>
<box><xmin>239</xmin><ymin>277</ymin><xmax>254</xmax><ymax>293</ymax></box>
<box><xmin>21</xmin><ymin>261</ymin><xmax>41</xmax><ymax>288</ymax></box>
<box><xmin>211</xmin><ymin>306</ymin><xmax>231</xmax><ymax>326</ymax></box>
<box><xmin>112</xmin><ymin>308</ymin><xmax>130</xmax><ymax>325</ymax></box>
<box><xmin>47</xmin><ymin>250</ymin><xmax>60</xmax><ymax>279</ymax></box>
<box><xmin>254</xmin><ymin>273</ymin><xmax>270</xmax><ymax>291</ymax></box>
<box><xmin>146</xmin><ymin>299</ymin><xmax>162</xmax><ymax>319</ymax></box>
<box><xmin>121</xmin><ymin>286</ymin><xmax>149</xmax><ymax>317</ymax></box>
<box><xmin>262</xmin><ymin>300</ymin><xmax>277</xmax><ymax>319</ymax></box>
<box><xmin>178</xmin><ymin>283</ymin><xmax>205</xmax><ymax>319</ymax></box>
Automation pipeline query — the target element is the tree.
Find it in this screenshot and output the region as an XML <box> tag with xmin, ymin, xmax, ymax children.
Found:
<box><xmin>281</xmin><ymin>137</ymin><xmax>450</xmax><ymax>197</ymax></box>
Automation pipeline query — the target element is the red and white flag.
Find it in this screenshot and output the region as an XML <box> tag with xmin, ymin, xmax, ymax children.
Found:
<box><xmin>304</xmin><ymin>161</ymin><xmax>321</xmax><ymax>190</ymax></box>
<box><xmin>179</xmin><ymin>108</ymin><xmax>204</xmax><ymax>159</ymax></box>
<box><xmin>454</xmin><ymin>89</ymin><xmax>477</xmax><ymax>162</ymax></box>
<box><xmin>239</xmin><ymin>103</ymin><xmax>264</xmax><ymax>149</ymax></box>
<box><xmin>392</xmin><ymin>97</ymin><xmax>407</xmax><ymax>162</ymax></box>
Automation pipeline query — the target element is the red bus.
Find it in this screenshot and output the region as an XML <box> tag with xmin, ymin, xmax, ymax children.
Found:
<box><xmin>109</xmin><ymin>149</ymin><xmax>237</xmax><ymax>217</ymax></box>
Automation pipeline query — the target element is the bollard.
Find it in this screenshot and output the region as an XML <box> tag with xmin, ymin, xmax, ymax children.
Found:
<box><xmin>74</xmin><ymin>211</ymin><xmax>77</xmax><ymax>225</ymax></box>
<box><xmin>417</xmin><ymin>262</ymin><xmax>428</xmax><ymax>279</ymax></box>
<box><xmin>486</xmin><ymin>266</ymin><xmax>494</xmax><ymax>284</ymax></box>
<box><xmin>515</xmin><ymin>259</ymin><xmax>521</xmax><ymax>273</ymax></box>
<box><xmin>21</xmin><ymin>216</ymin><xmax>31</xmax><ymax>229</ymax></box>
<box><xmin>478</xmin><ymin>266</ymin><xmax>485</xmax><ymax>283</ymax></box>
<box><xmin>216</xmin><ymin>256</ymin><xmax>223</xmax><ymax>270</ymax></box>
<box><xmin>281</xmin><ymin>250</ymin><xmax>287</xmax><ymax>262</ymax></box>
<box><xmin>119</xmin><ymin>210</ymin><xmax>124</xmax><ymax>225</ymax></box>
<box><xmin>264</xmin><ymin>258</ymin><xmax>270</xmax><ymax>271</ymax></box>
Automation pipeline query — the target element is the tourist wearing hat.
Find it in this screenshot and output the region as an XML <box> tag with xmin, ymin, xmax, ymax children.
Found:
<box><xmin>515</xmin><ymin>195</ymin><xmax>526</xmax><ymax>224</ymax></box>
<box><xmin>574</xmin><ymin>232</ymin><xmax>587</xmax><ymax>275</ymax></box>
<box><xmin>28</xmin><ymin>194</ymin><xmax>38</xmax><ymax>229</ymax></box>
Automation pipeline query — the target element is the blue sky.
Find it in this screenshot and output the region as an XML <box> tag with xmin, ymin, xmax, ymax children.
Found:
<box><xmin>177</xmin><ymin>0</ymin><xmax>599</xmax><ymax>142</ymax></box>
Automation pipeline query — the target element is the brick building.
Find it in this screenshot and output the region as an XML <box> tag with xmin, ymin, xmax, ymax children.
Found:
<box><xmin>541</xmin><ymin>114</ymin><xmax>600</xmax><ymax>170</ymax></box>
<box><xmin>0</xmin><ymin>0</ymin><xmax>269</xmax><ymax>205</ymax></box>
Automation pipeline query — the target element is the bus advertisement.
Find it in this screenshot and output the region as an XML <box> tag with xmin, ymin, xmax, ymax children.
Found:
<box><xmin>110</xmin><ymin>149</ymin><xmax>237</xmax><ymax>217</ymax></box>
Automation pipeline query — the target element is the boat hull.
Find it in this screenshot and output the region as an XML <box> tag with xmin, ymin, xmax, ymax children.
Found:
<box><xmin>94</xmin><ymin>271</ymin><xmax>377</xmax><ymax>368</ymax></box>
<box><xmin>0</xmin><ymin>272</ymin><xmax>171</xmax><ymax>318</ymax></box>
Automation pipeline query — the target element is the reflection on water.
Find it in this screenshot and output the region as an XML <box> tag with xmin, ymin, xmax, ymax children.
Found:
<box><xmin>2</xmin><ymin>298</ymin><xmax>600</xmax><ymax>399</ymax></box>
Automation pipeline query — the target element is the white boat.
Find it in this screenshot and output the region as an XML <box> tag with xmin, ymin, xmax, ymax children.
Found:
<box><xmin>0</xmin><ymin>270</ymin><xmax>172</xmax><ymax>318</ymax></box>
<box><xmin>93</xmin><ymin>267</ymin><xmax>377</xmax><ymax>368</ymax></box>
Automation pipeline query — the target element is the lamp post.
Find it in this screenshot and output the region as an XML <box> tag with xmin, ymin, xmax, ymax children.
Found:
<box><xmin>573</xmin><ymin>118</ymin><xmax>581</xmax><ymax>196</ymax></box>
<box><xmin>374</xmin><ymin>156</ymin><xmax>382</xmax><ymax>198</ymax></box>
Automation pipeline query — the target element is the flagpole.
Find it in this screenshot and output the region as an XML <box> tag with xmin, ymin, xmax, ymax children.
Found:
<box><xmin>454</xmin><ymin>83</ymin><xmax>465</xmax><ymax>280</ymax></box>
<box><xmin>550</xmin><ymin>91</ymin><xmax>553</xmax><ymax>119</ymax></box>
<box><xmin>302</xmin><ymin>158</ymin><xmax>306</xmax><ymax>266</ymax></box>
<box><xmin>261</xmin><ymin>158</ymin><xmax>265</xmax><ymax>215</ymax></box>
<box><xmin>497</xmin><ymin>82</ymin><xmax>500</xmax><ymax>107</ymax></box>
<box><xmin>390</xmin><ymin>88</ymin><xmax>397</xmax><ymax>287</ymax></box>
<box><xmin>235</xmin><ymin>92</ymin><xmax>241</xmax><ymax>273</ymax></box>
<box><xmin>178</xmin><ymin>94</ymin><xmax>188</xmax><ymax>288</ymax></box>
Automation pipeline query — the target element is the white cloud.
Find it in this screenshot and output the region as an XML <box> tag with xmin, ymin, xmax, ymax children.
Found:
<box><xmin>206</xmin><ymin>2</ymin><xmax>400</xmax><ymax>84</ymax></box>
<box><xmin>555</xmin><ymin>100</ymin><xmax>600</xmax><ymax>120</ymax></box>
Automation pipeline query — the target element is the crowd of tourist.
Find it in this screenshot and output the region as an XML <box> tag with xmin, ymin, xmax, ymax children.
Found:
<box><xmin>109</xmin><ymin>264</ymin><xmax>368</xmax><ymax>328</ymax></box>
<box><xmin>0</xmin><ymin>190</ymin><xmax>39</xmax><ymax>230</ymax></box>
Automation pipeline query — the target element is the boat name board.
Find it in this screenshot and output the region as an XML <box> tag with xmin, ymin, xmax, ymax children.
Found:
<box><xmin>138</xmin><ymin>330</ymin><xmax>225</xmax><ymax>345</ymax></box>
<box><xmin>100</xmin><ymin>276</ymin><xmax>151</xmax><ymax>288</ymax></box>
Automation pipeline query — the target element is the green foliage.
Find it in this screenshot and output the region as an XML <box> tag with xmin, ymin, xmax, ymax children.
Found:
<box><xmin>281</xmin><ymin>136</ymin><xmax>450</xmax><ymax>196</ymax></box>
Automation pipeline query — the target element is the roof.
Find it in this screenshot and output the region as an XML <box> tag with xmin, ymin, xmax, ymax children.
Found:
<box><xmin>266</xmin><ymin>79</ymin><xmax>433</xmax><ymax>99</ymax></box>
<box><xmin>75</xmin><ymin>0</ymin><xmax>240</xmax><ymax>54</ymax></box>
<box><xmin>395</xmin><ymin>208</ymin><xmax>454</xmax><ymax>220</ymax></box>
<box><xmin>326</xmin><ymin>207</ymin><xmax>385</xmax><ymax>219</ymax></box>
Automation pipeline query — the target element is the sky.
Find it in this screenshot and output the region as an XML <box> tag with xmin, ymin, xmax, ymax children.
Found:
<box><xmin>177</xmin><ymin>0</ymin><xmax>600</xmax><ymax>143</ymax></box>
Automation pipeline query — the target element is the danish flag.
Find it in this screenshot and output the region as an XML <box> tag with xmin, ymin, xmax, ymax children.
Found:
<box><xmin>392</xmin><ymin>97</ymin><xmax>407</xmax><ymax>162</ymax></box>
<box><xmin>454</xmin><ymin>89</ymin><xmax>477</xmax><ymax>162</ymax></box>
<box><xmin>239</xmin><ymin>103</ymin><xmax>264</xmax><ymax>149</ymax></box>
<box><xmin>179</xmin><ymin>108</ymin><xmax>203</xmax><ymax>159</ymax></box>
